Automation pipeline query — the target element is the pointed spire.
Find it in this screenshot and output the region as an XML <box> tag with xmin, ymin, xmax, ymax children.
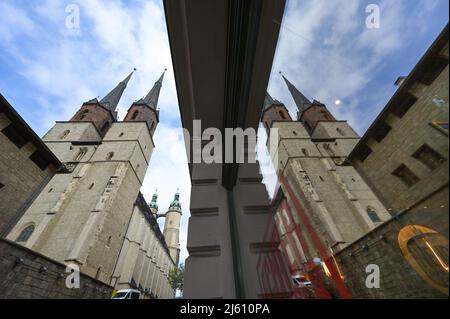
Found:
<box><xmin>100</xmin><ymin>69</ymin><xmax>136</xmax><ymax>112</ymax></box>
<box><xmin>264</xmin><ymin>92</ymin><xmax>275</xmax><ymax>109</ymax></box>
<box><xmin>142</xmin><ymin>69</ymin><xmax>167</xmax><ymax>109</ymax></box>
<box><xmin>280</xmin><ymin>72</ymin><xmax>311</xmax><ymax>114</ymax></box>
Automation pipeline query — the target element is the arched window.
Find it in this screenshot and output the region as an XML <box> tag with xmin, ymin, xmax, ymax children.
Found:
<box><xmin>131</xmin><ymin>111</ymin><xmax>139</xmax><ymax>120</ymax></box>
<box><xmin>73</xmin><ymin>147</ymin><xmax>88</xmax><ymax>162</ymax></box>
<box><xmin>16</xmin><ymin>225</ymin><xmax>35</xmax><ymax>242</ymax></box>
<box><xmin>398</xmin><ymin>225</ymin><xmax>449</xmax><ymax>295</ymax></box>
<box><xmin>278</xmin><ymin>110</ymin><xmax>286</xmax><ymax>120</ymax></box>
<box><xmin>106</xmin><ymin>152</ymin><xmax>114</xmax><ymax>160</ymax></box>
<box><xmin>59</xmin><ymin>130</ymin><xmax>70</xmax><ymax>139</ymax></box>
<box><xmin>336</xmin><ymin>127</ymin><xmax>345</xmax><ymax>136</ymax></box>
<box><xmin>367</xmin><ymin>207</ymin><xmax>381</xmax><ymax>223</ymax></box>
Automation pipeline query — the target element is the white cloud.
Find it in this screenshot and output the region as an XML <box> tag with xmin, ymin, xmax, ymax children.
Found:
<box><xmin>0</xmin><ymin>1</ymin><xmax>35</xmax><ymax>43</ymax></box>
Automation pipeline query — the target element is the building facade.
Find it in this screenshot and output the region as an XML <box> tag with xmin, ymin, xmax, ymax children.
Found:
<box><xmin>0</xmin><ymin>95</ymin><xmax>62</xmax><ymax>237</ymax></box>
<box><xmin>5</xmin><ymin>70</ymin><xmax>180</xmax><ymax>298</ymax></box>
<box><xmin>348</xmin><ymin>24</ymin><xmax>449</xmax><ymax>220</ymax></box>
<box><xmin>112</xmin><ymin>192</ymin><xmax>177</xmax><ymax>298</ymax></box>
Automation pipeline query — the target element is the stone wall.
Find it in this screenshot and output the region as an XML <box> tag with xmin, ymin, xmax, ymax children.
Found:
<box><xmin>0</xmin><ymin>238</ymin><xmax>112</xmax><ymax>299</ymax></box>
<box><xmin>334</xmin><ymin>204</ymin><xmax>449</xmax><ymax>299</ymax></box>
<box><xmin>351</xmin><ymin>43</ymin><xmax>449</xmax><ymax>214</ymax></box>
<box><xmin>0</xmin><ymin>109</ymin><xmax>58</xmax><ymax>237</ymax></box>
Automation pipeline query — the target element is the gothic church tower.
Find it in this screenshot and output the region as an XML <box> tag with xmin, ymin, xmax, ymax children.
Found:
<box><xmin>7</xmin><ymin>70</ymin><xmax>167</xmax><ymax>283</ymax></box>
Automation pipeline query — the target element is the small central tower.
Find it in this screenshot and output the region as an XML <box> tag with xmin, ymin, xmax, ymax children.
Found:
<box><xmin>163</xmin><ymin>191</ymin><xmax>182</xmax><ymax>265</ymax></box>
<box><xmin>149</xmin><ymin>190</ymin><xmax>159</xmax><ymax>216</ymax></box>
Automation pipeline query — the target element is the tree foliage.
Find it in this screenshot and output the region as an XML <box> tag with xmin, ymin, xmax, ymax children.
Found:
<box><xmin>168</xmin><ymin>263</ymin><xmax>184</xmax><ymax>293</ymax></box>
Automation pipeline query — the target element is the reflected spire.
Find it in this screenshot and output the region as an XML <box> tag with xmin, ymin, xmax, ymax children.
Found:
<box><xmin>280</xmin><ymin>72</ymin><xmax>311</xmax><ymax>114</ymax></box>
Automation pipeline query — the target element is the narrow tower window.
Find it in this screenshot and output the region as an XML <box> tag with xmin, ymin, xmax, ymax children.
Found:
<box><xmin>16</xmin><ymin>225</ymin><xmax>35</xmax><ymax>243</ymax></box>
<box><xmin>0</xmin><ymin>182</ymin><xmax>5</xmax><ymax>189</ymax></box>
<box><xmin>301</xmin><ymin>148</ymin><xmax>309</xmax><ymax>156</ymax></box>
<box><xmin>278</xmin><ymin>110</ymin><xmax>287</xmax><ymax>120</ymax></box>
<box><xmin>73</xmin><ymin>147</ymin><xmax>88</xmax><ymax>162</ymax></box>
<box><xmin>336</xmin><ymin>128</ymin><xmax>345</xmax><ymax>136</ymax></box>
<box><xmin>367</xmin><ymin>207</ymin><xmax>381</xmax><ymax>223</ymax></box>
<box><xmin>131</xmin><ymin>110</ymin><xmax>139</xmax><ymax>120</ymax></box>
<box><xmin>412</xmin><ymin>144</ymin><xmax>446</xmax><ymax>170</ymax></box>
<box><xmin>106</xmin><ymin>152</ymin><xmax>114</xmax><ymax>160</ymax></box>
<box><xmin>59</xmin><ymin>130</ymin><xmax>70</xmax><ymax>139</ymax></box>
<box><xmin>106</xmin><ymin>236</ymin><xmax>112</xmax><ymax>248</ymax></box>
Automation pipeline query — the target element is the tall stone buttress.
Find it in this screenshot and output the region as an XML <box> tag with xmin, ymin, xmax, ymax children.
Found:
<box><xmin>7</xmin><ymin>70</ymin><xmax>167</xmax><ymax>284</ymax></box>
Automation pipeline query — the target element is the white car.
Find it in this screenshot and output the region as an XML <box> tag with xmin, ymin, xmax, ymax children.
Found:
<box><xmin>112</xmin><ymin>289</ymin><xmax>142</xmax><ymax>299</ymax></box>
<box><xmin>292</xmin><ymin>275</ymin><xmax>313</xmax><ymax>288</ymax></box>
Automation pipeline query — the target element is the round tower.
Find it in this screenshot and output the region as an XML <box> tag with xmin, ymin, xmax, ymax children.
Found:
<box><xmin>163</xmin><ymin>191</ymin><xmax>182</xmax><ymax>265</ymax></box>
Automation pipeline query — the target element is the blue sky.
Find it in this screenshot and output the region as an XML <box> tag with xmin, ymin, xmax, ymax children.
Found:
<box><xmin>0</xmin><ymin>0</ymin><xmax>448</xmax><ymax>264</ymax></box>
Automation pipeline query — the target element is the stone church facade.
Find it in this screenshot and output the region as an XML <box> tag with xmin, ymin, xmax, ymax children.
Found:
<box><xmin>3</xmin><ymin>70</ymin><xmax>181</xmax><ymax>298</ymax></box>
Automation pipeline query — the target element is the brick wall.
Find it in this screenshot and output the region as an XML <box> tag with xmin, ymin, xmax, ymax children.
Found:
<box><xmin>0</xmin><ymin>238</ymin><xmax>113</xmax><ymax>299</ymax></box>
<box><xmin>334</xmin><ymin>200</ymin><xmax>448</xmax><ymax>299</ymax></box>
